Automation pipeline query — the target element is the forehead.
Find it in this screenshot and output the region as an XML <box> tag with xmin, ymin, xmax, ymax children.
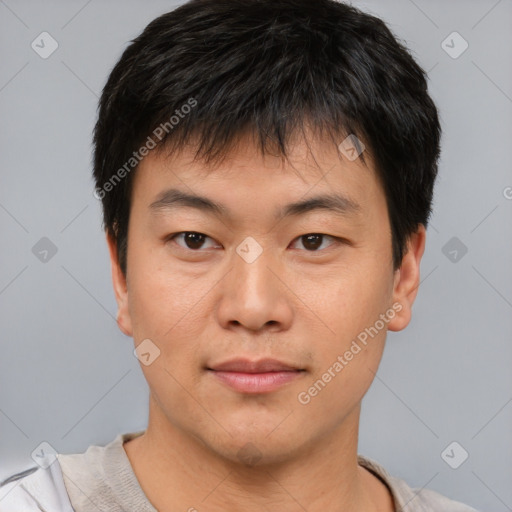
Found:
<box><xmin>131</xmin><ymin>132</ymin><xmax>384</xmax><ymax>222</ymax></box>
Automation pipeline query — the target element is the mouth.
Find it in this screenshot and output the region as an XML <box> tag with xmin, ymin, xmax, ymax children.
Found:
<box><xmin>206</xmin><ymin>358</ymin><xmax>306</xmax><ymax>394</ymax></box>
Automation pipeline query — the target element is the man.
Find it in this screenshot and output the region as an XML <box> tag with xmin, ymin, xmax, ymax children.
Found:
<box><xmin>0</xmin><ymin>0</ymin><xmax>479</xmax><ymax>510</ymax></box>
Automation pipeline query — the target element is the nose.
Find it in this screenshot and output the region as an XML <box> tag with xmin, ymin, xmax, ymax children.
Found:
<box><xmin>215</xmin><ymin>241</ymin><xmax>294</xmax><ymax>333</ymax></box>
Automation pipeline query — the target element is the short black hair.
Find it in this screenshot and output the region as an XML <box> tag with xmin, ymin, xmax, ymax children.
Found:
<box><xmin>92</xmin><ymin>0</ymin><xmax>441</xmax><ymax>276</ymax></box>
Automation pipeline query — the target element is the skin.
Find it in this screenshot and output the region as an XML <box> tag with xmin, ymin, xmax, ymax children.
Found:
<box><xmin>107</xmin><ymin>131</ymin><xmax>425</xmax><ymax>512</ymax></box>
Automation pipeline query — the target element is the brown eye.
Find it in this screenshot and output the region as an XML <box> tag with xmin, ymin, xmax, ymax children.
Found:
<box><xmin>183</xmin><ymin>232</ymin><xmax>206</xmax><ymax>249</ymax></box>
<box><xmin>170</xmin><ymin>232</ymin><xmax>219</xmax><ymax>250</ymax></box>
<box><xmin>292</xmin><ymin>233</ymin><xmax>337</xmax><ymax>251</ymax></box>
<box><xmin>301</xmin><ymin>234</ymin><xmax>323</xmax><ymax>250</ymax></box>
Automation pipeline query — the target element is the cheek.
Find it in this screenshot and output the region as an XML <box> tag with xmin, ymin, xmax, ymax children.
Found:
<box><xmin>127</xmin><ymin>248</ymin><xmax>207</xmax><ymax>339</ymax></box>
<box><xmin>316</xmin><ymin>261</ymin><xmax>393</xmax><ymax>332</ymax></box>
<box><xmin>296</xmin><ymin>341</ymin><xmax>383</xmax><ymax>430</ymax></box>
<box><xmin>298</xmin><ymin>300</ymin><xmax>389</xmax><ymax>423</ymax></box>
<box><xmin>306</xmin><ymin>262</ymin><xmax>393</xmax><ymax>389</ymax></box>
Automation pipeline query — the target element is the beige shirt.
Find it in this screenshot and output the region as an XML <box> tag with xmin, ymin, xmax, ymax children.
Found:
<box><xmin>0</xmin><ymin>430</ymin><xmax>479</xmax><ymax>511</ymax></box>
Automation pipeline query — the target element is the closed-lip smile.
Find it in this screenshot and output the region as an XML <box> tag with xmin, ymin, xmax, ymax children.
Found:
<box><xmin>207</xmin><ymin>358</ymin><xmax>305</xmax><ymax>393</ymax></box>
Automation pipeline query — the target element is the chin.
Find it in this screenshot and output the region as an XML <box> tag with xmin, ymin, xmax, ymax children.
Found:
<box><xmin>202</xmin><ymin>428</ymin><xmax>305</xmax><ymax>468</ymax></box>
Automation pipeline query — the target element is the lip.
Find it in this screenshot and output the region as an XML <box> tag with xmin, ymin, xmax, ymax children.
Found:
<box><xmin>206</xmin><ymin>358</ymin><xmax>305</xmax><ymax>394</ymax></box>
<box><xmin>207</xmin><ymin>357</ymin><xmax>302</xmax><ymax>373</ymax></box>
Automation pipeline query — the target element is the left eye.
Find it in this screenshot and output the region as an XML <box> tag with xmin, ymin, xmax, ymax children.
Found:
<box><xmin>290</xmin><ymin>233</ymin><xmax>338</xmax><ymax>251</ymax></box>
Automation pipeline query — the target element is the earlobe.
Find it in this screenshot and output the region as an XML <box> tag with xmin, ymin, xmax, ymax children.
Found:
<box><xmin>387</xmin><ymin>225</ymin><xmax>426</xmax><ymax>332</ymax></box>
<box><xmin>106</xmin><ymin>232</ymin><xmax>133</xmax><ymax>337</ymax></box>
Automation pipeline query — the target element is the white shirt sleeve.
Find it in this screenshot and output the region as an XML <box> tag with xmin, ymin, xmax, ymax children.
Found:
<box><xmin>0</xmin><ymin>457</ymin><xmax>75</xmax><ymax>512</ymax></box>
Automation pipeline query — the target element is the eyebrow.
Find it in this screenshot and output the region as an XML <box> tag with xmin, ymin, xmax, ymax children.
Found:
<box><xmin>149</xmin><ymin>188</ymin><xmax>360</xmax><ymax>221</ymax></box>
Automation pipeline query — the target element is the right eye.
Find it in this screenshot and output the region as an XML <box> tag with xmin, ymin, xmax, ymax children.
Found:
<box><xmin>167</xmin><ymin>232</ymin><xmax>222</xmax><ymax>251</ymax></box>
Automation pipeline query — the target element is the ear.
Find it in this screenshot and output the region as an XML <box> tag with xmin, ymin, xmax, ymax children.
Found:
<box><xmin>106</xmin><ymin>231</ymin><xmax>133</xmax><ymax>337</ymax></box>
<box><xmin>387</xmin><ymin>224</ymin><xmax>426</xmax><ymax>332</ymax></box>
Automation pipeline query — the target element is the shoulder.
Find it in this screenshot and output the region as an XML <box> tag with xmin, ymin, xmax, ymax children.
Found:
<box><xmin>357</xmin><ymin>455</ymin><xmax>480</xmax><ymax>511</ymax></box>
<box><xmin>0</xmin><ymin>431</ymin><xmax>142</xmax><ymax>512</ymax></box>
<box><xmin>0</xmin><ymin>459</ymin><xmax>74</xmax><ymax>512</ymax></box>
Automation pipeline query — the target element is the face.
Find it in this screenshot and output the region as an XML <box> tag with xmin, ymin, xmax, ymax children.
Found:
<box><xmin>108</xmin><ymin>133</ymin><xmax>424</xmax><ymax>466</ymax></box>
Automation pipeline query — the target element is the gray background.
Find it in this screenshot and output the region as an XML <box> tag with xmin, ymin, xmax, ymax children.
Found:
<box><xmin>1</xmin><ymin>0</ymin><xmax>511</xmax><ymax>510</ymax></box>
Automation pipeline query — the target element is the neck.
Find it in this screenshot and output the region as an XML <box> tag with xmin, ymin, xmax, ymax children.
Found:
<box><xmin>123</xmin><ymin>396</ymin><xmax>389</xmax><ymax>512</ymax></box>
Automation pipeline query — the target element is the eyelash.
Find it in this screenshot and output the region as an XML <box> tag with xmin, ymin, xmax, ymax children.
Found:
<box><xmin>166</xmin><ymin>231</ymin><xmax>344</xmax><ymax>253</ymax></box>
